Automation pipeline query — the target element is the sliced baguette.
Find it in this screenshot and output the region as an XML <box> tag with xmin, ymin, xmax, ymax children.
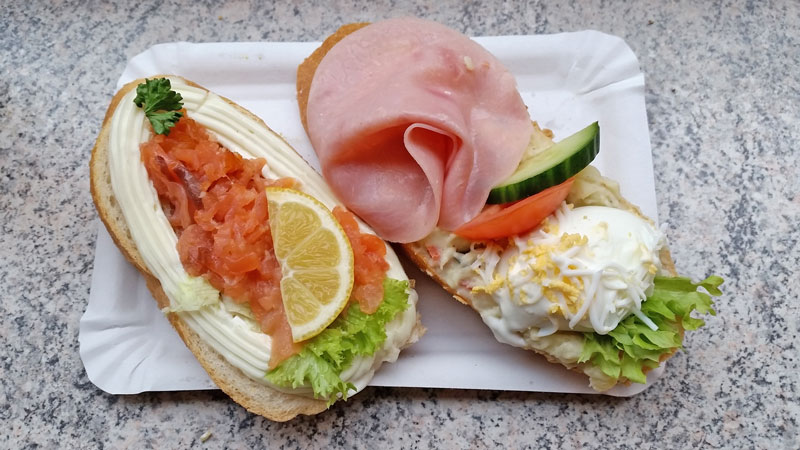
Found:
<box><xmin>90</xmin><ymin>77</ymin><xmax>421</xmax><ymax>420</ymax></box>
<box><xmin>297</xmin><ymin>26</ymin><xmax>678</xmax><ymax>390</ymax></box>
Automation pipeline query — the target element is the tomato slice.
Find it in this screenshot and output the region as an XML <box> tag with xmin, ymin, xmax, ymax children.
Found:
<box><xmin>454</xmin><ymin>178</ymin><xmax>575</xmax><ymax>240</ymax></box>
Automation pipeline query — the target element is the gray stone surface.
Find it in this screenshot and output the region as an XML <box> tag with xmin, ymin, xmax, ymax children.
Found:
<box><xmin>2</xmin><ymin>0</ymin><xmax>798</xmax><ymax>448</ymax></box>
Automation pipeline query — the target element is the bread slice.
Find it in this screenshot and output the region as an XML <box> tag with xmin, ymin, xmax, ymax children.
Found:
<box><xmin>90</xmin><ymin>77</ymin><xmax>420</xmax><ymax>420</ymax></box>
<box><xmin>297</xmin><ymin>24</ymin><xmax>679</xmax><ymax>391</ymax></box>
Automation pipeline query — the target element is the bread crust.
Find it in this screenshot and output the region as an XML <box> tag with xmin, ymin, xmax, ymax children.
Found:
<box><xmin>91</xmin><ymin>76</ymin><xmax>382</xmax><ymax>420</ymax></box>
<box><xmin>297</xmin><ymin>25</ymin><xmax>680</xmax><ymax>390</ymax></box>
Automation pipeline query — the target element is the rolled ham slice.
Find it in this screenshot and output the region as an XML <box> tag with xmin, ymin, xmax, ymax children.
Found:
<box><xmin>306</xmin><ymin>17</ymin><xmax>532</xmax><ymax>243</ymax></box>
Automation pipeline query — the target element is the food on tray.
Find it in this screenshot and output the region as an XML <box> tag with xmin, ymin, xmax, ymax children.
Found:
<box><xmin>90</xmin><ymin>76</ymin><xmax>423</xmax><ymax>420</ymax></box>
<box><xmin>298</xmin><ymin>17</ymin><xmax>722</xmax><ymax>390</ymax></box>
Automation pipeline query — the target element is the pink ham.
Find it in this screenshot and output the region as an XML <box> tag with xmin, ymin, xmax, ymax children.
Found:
<box><xmin>306</xmin><ymin>17</ymin><xmax>532</xmax><ymax>243</ymax></box>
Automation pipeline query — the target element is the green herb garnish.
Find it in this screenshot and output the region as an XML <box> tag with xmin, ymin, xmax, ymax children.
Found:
<box><xmin>133</xmin><ymin>78</ymin><xmax>184</xmax><ymax>135</ymax></box>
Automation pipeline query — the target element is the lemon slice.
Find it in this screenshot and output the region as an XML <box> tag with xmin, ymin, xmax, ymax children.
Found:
<box><xmin>266</xmin><ymin>187</ymin><xmax>354</xmax><ymax>342</ymax></box>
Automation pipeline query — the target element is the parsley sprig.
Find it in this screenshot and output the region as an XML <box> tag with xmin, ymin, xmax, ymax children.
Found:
<box><xmin>133</xmin><ymin>78</ymin><xmax>184</xmax><ymax>135</ymax></box>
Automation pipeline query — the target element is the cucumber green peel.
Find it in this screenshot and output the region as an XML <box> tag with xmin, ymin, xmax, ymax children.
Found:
<box><xmin>487</xmin><ymin>122</ymin><xmax>600</xmax><ymax>204</ymax></box>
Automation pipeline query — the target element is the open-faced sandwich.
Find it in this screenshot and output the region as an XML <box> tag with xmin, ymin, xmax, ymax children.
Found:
<box><xmin>90</xmin><ymin>76</ymin><xmax>423</xmax><ymax>420</ymax></box>
<box><xmin>297</xmin><ymin>17</ymin><xmax>722</xmax><ymax>391</ymax></box>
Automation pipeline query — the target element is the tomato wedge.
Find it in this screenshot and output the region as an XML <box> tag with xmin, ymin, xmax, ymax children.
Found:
<box><xmin>454</xmin><ymin>178</ymin><xmax>575</xmax><ymax>240</ymax></box>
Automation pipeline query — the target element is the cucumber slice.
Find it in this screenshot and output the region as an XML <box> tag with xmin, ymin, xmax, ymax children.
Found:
<box><xmin>487</xmin><ymin>122</ymin><xmax>600</xmax><ymax>204</ymax></box>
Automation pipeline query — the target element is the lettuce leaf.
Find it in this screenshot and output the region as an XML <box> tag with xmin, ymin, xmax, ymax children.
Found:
<box><xmin>266</xmin><ymin>278</ymin><xmax>410</xmax><ymax>404</ymax></box>
<box><xmin>579</xmin><ymin>275</ymin><xmax>723</xmax><ymax>384</ymax></box>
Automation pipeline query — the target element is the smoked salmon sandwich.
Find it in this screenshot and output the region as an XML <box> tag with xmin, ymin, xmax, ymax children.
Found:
<box><xmin>90</xmin><ymin>76</ymin><xmax>423</xmax><ymax>420</ymax></box>
<box><xmin>297</xmin><ymin>18</ymin><xmax>722</xmax><ymax>391</ymax></box>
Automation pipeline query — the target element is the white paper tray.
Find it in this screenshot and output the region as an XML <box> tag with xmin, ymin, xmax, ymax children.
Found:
<box><xmin>80</xmin><ymin>31</ymin><xmax>663</xmax><ymax>396</ymax></box>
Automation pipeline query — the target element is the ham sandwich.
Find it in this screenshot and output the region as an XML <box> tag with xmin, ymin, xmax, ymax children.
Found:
<box><xmin>298</xmin><ymin>18</ymin><xmax>721</xmax><ymax>391</ymax></box>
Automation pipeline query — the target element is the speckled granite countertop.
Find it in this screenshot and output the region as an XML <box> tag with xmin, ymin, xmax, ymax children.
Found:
<box><xmin>2</xmin><ymin>0</ymin><xmax>798</xmax><ymax>448</ymax></box>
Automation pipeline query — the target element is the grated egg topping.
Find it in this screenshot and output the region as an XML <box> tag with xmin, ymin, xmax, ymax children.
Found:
<box><xmin>468</xmin><ymin>203</ymin><xmax>665</xmax><ymax>336</ymax></box>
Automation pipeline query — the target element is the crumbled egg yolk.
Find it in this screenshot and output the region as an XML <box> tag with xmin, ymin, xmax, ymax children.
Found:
<box><xmin>471</xmin><ymin>273</ymin><xmax>505</xmax><ymax>295</ymax></box>
<box><xmin>471</xmin><ymin>231</ymin><xmax>590</xmax><ymax>317</ymax></box>
<box><xmin>518</xmin><ymin>233</ymin><xmax>589</xmax><ymax>315</ymax></box>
